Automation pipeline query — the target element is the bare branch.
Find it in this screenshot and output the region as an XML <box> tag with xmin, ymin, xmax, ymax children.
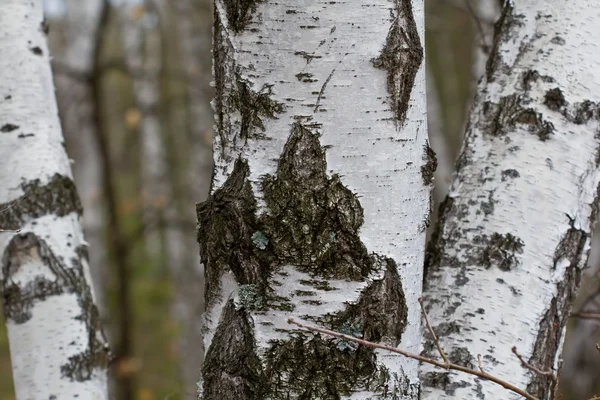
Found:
<box><xmin>511</xmin><ymin>346</ymin><xmax>557</xmax><ymax>383</ymax></box>
<box><xmin>477</xmin><ymin>354</ymin><xmax>485</xmax><ymax>373</ymax></box>
<box><xmin>571</xmin><ymin>311</ymin><xmax>600</xmax><ymax>320</ymax></box>
<box><xmin>287</xmin><ymin>318</ymin><xmax>539</xmax><ymax>400</ymax></box>
<box><xmin>418</xmin><ymin>297</ymin><xmax>449</xmax><ymax>365</ymax></box>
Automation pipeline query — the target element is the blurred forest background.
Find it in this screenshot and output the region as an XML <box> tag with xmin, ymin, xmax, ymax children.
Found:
<box><xmin>0</xmin><ymin>0</ymin><xmax>598</xmax><ymax>399</ymax></box>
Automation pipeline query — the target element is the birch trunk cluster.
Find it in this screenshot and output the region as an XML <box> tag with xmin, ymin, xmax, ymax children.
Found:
<box><xmin>0</xmin><ymin>1</ymin><xmax>109</xmax><ymax>398</ymax></box>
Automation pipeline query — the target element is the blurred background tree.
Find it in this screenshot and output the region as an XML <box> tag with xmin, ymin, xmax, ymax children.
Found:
<box><xmin>0</xmin><ymin>0</ymin><xmax>596</xmax><ymax>399</ymax></box>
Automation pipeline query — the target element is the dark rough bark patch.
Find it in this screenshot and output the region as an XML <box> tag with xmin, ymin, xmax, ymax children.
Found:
<box><xmin>323</xmin><ymin>256</ymin><xmax>408</xmax><ymax>346</ymax></box>
<box><xmin>501</xmin><ymin>169</ymin><xmax>520</xmax><ymax>181</ymax></box>
<box><xmin>448</xmin><ymin>347</ymin><xmax>474</xmax><ymax>368</ymax></box>
<box><xmin>486</xmin><ymin>2</ymin><xmax>524</xmax><ymax>82</ymax></box>
<box><xmin>0</xmin><ymin>174</ymin><xmax>82</xmax><ymax>230</ymax></box>
<box><xmin>544</xmin><ymin>88</ymin><xmax>566</xmax><ymax>111</ymax></box>
<box><xmin>196</xmin><ymin>159</ymin><xmax>269</xmax><ymax>308</ymax></box>
<box><xmin>201</xmin><ymin>300</ymin><xmax>267</xmax><ymax>399</ymax></box>
<box><xmin>199</xmin><ymin>123</ymin><xmax>411</xmax><ymax>397</ymax></box>
<box><xmin>423</xmin><ymin>196</ymin><xmax>459</xmax><ymax>284</ymax></box>
<box><xmin>262</xmin><ymin>122</ymin><xmax>371</xmax><ymax>280</ymax></box>
<box><xmin>263</xmin><ymin>332</ymin><xmax>391</xmax><ymax>399</ymax></box>
<box><xmin>371</xmin><ymin>0</ymin><xmax>423</xmax><ymax>125</ymax></box>
<box><xmin>222</xmin><ymin>0</ymin><xmax>264</xmax><ymax>33</ymax></box>
<box><xmin>213</xmin><ymin>10</ymin><xmax>284</xmax><ymax>163</ymax></box>
<box><xmin>1</xmin><ymin>234</ymin><xmax>109</xmax><ymax>381</ymax></box>
<box><xmin>482</xmin><ymin>95</ymin><xmax>554</xmax><ymax>141</ymax></box>
<box><xmin>526</xmin><ymin>221</ymin><xmax>587</xmax><ymax>398</ymax></box>
<box><xmin>474</xmin><ymin>232</ymin><xmax>524</xmax><ymax>271</ymax></box>
<box><xmin>0</xmin><ymin>123</ymin><xmax>19</xmax><ymax>133</ymax></box>
<box><xmin>30</xmin><ymin>46</ymin><xmax>43</xmax><ymax>56</ymax></box>
<box><xmin>421</xmin><ymin>143</ymin><xmax>437</xmax><ymax>186</ymax></box>
<box><xmin>421</xmin><ymin>372</ymin><xmax>469</xmax><ymax>396</ymax></box>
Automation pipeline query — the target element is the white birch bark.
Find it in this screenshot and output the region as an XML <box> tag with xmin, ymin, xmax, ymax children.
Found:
<box><xmin>198</xmin><ymin>0</ymin><xmax>430</xmax><ymax>398</ymax></box>
<box><xmin>0</xmin><ymin>1</ymin><xmax>109</xmax><ymax>398</ymax></box>
<box><xmin>421</xmin><ymin>1</ymin><xmax>600</xmax><ymax>399</ymax></box>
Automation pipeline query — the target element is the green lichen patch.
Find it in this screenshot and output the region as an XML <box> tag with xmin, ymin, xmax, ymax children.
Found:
<box><xmin>482</xmin><ymin>95</ymin><xmax>554</xmax><ymax>141</ymax></box>
<box><xmin>262</xmin><ymin>122</ymin><xmax>372</xmax><ymax>280</ymax></box>
<box><xmin>197</xmin><ymin>159</ymin><xmax>270</xmax><ymax>307</ymax></box>
<box><xmin>475</xmin><ymin>232</ymin><xmax>524</xmax><ymax>271</ymax></box>
<box><xmin>421</xmin><ymin>143</ymin><xmax>438</xmax><ymax>186</ymax></box>
<box><xmin>238</xmin><ymin>284</ymin><xmax>265</xmax><ymax>311</ymax></box>
<box><xmin>201</xmin><ymin>300</ymin><xmax>267</xmax><ymax>399</ymax></box>
<box><xmin>371</xmin><ymin>0</ymin><xmax>423</xmax><ymax>124</ymax></box>
<box><xmin>0</xmin><ymin>174</ymin><xmax>82</xmax><ymax>230</ymax></box>
<box><xmin>263</xmin><ymin>333</ymin><xmax>391</xmax><ymax>399</ymax></box>
<box><xmin>325</xmin><ymin>257</ymin><xmax>408</xmax><ymax>346</ymax></box>
<box><xmin>2</xmin><ymin>234</ymin><xmax>109</xmax><ymax>381</ymax></box>
<box><xmin>222</xmin><ymin>0</ymin><xmax>264</xmax><ymax>33</ymax></box>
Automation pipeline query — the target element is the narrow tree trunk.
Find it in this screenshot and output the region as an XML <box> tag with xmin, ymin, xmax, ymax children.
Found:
<box><xmin>0</xmin><ymin>1</ymin><xmax>109</xmax><ymax>398</ymax></box>
<box><xmin>421</xmin><ymin>1</ymin><xmax>600</xmax><ymax>399</ymax></box>
<box><xmin>197</xmin><ymin>1</ymin><xmax>430</xmax><ymax>398</ymax></box>
<box><xmin>54</xmin><ymin>0</ymin><xmax>110</xmax><ymax>327</ymax></box>
<box><xmin>122</xmin><ymin>2</ymin><xmax>168</xmax><ymax>260</ymax></box>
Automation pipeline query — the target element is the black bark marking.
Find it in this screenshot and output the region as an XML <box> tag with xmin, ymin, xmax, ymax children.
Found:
<box><xmin>222</xmin><ymin>0</ymin><xmax>264</xmax><ymax>33</ymax></box>
<box><xmin>313</xmin><ymin>68</ymin><xmax>335</xmax><ymax>112</ymax></box>
<box><xmin>198</xmin><ymin>123</ymin><xmax>411</xmax><ymax>398</ymax></box>
<box><xmin>371</xmin><ymin>0</ymin><xmax>423</xmax><ymax>125</ymax></box>
<box><xmin>0</xmin><ymin>174</ymin><xmax>82</xmax><ymax>231</ymax></box>
<box><xmin>30</xmin><ymin>46</ymin><xmax>43</xmax><ymax>56</ymax></box>
<box><xmin>501</xmin><ymin>169</ymin><xmax>520</xmax><ymax>181</ymax></box>
<box><xmin>1</xmin><ymin>234</ymin><xmax>109</xmax><ymax>381</ymax></box>
<box><xmin>544</xmin><ymin>88</ymin><xmax>566</xmax><ymax>111</ymax></box>
<box><xmin>475</xmin><ymin>232</ymin><xmax>524</xmax><ymax>271</ymax></box>
<box><xmin>1</xmin><ymin>123</ymin><xmax>19</xmax><ymax>133</ymax></box>
<box><xmin>421</xmin><ymin>142</ymin><xmax>437</xmax><ymax>186</ymax></box>
<box><xmin>263</xmin><ymin>333</ymin><xmax>389</xmax><ymax>399</ymax></box>
<box><xmin>421</xmin><ymin>372</ymin><xmax>469</xmax><ymax>396</ymax></box>
<box><xmin>201</xmin><ymin>300</ymin><xmax>267</xmax><ymax>399</ymax></box>
<box><xmin>196</xmin><ymin>159</ymin><xmax>268</xmax><ymax>308</ymax></box>
<box><xmin>485</xmin><ymin>2</ymin><xmax>525</xmax><ymax>82</ymax></box>
<box><xmin>482</xmin><ymin>95</ymin><xmax>554</xmax><ymax>141</ymax></box>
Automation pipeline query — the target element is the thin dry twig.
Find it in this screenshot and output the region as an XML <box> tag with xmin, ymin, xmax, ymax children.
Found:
<box><xmin>418</xmin><ymin>297</ymin><xmax>449</xmax><ymax>365</ymax></box>
<box><xmin>511</xmin><ymin>346</ymin><xmax>557</xmax><ymax>382</ymax></box>
<box><xmin>596</xmin><ymin>343</ymin><xmax>600</xmax><ymax>354</ymax></box>
<box><xmin>287</xmin><ymin>318</ymin><xmax>539</xmax><ymax>400</ymax></box>
<box><xmin>477</xmin><ymin>354</ymin><xmax>485</xmax><ymax>373</ymax></box>
<box><xmin>571</xmin><ymin>311</ymin><xmax>600</xmax><ymax>320</ymax></box>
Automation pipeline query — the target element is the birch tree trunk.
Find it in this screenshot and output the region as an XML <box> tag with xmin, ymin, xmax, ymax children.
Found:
<box><xmin>0</xmin><ymin>1</ymin><xmax>109</xmax><ymax>398</ymax></box>
<box><xmin>421</xmin><ymin>1</ymin><xmax>600</xmax><ymax>399</ymax></box>
<box><xmin>197</xmin><ymin>1</ymin><xmax>430</xmax><ymax>398</ymax></box>
<box><xmin>122</xmin><ymin>2</ymin><xmax>168</xmax><ymax>260</ymax></box>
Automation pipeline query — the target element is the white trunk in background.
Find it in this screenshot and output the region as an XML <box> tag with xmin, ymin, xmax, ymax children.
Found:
<box><xmin>198</xmin><ymin>0</ymin><xmax>430</xmax><ymax>398</ymax></box>
<box><xmin>53</xmin><ymin>0</ymin><xmax>109</xmax><ymax>319</ymax></box>
<box><xmin>421</xmin><ymin>1</ymin><xmax>600</xmax><ymax>399</ymax></box>
<box><xmin>122</xmin><ymin>3</ymin><xmax>168</xmax><ymax>259</ymax></box>
<box><xmin>0</xmin><ymin>1</ymin><xmax>109</xmax><ymax>399</ymax></box>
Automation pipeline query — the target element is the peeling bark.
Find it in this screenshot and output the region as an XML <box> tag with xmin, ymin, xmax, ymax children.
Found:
<box><xmin>421</xmin><ymin>1</ymin><xmax>600</xmax><ymax>399</ymax></box>
<box><xmin>199</xmin><ymin>0</ymin><xmax>429</xmax><ymax>398</ymax></box>
<box><xmin>0</xmin><ymin>1</ymin><xmax>108</xmax><ymax>398</ymax></box>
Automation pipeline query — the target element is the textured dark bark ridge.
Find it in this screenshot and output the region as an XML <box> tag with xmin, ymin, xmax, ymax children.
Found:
<box><xmin>198</xmin><ymin>123</ymin><xmax>411</xmax><ymax>398</ymax></box>
<box><xmin>0</xmin><ymin>174</ymin><xmax>82</xmax><ymax>230</ymax></box>
<box><xmin>1</xmin><ymin>233</ymin><xmax>109</xmax><ymax>381</ymax></box>
<box><xmin>371</xmin><ymin>0</ymin><xmax>423</xmax><ymax>125</ymax></box>
<box><xmin>222</xmin><ymin>0</ymin><xmax>264</xmax><ymax>33</ymax></box>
